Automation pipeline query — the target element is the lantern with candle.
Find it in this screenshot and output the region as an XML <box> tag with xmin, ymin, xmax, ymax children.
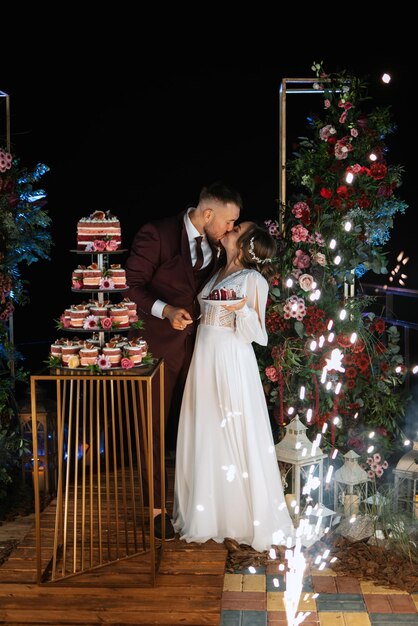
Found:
<box><xmin>275</xmin><ymin>415</ymin><xmax>327</xmax><ymax>518</ymax></box>
<box><xmin>333</xmin><ymin>450</ymin><xmax>369</xmax><ymax>516</ymax></box>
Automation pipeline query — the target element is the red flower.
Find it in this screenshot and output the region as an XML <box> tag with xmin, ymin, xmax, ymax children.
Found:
<box><xmin>345</xmin><ymin>366</ymin><xmax>358</xmax><ymax>379</ymax></box>
<box><xmin>370</xmin><ymin>163</ymin><xmax>388</xmax><ymax>180</ymax></box>
<box><xmin>320</xmin><ymin>187</ymin><xmax>333</xmax><ymax>199</ymax></box>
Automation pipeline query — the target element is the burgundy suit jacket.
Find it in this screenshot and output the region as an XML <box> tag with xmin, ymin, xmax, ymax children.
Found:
<box><xmin>125</xmin><ymin>211</ymin><xmax>219</xmax><ymax>371</ymax></box>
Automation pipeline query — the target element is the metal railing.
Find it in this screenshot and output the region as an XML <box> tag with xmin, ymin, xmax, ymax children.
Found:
<box><xmin>359</xmin><ymin>281</ymin><xmax>418</xmax><ymax>389</ymax></box>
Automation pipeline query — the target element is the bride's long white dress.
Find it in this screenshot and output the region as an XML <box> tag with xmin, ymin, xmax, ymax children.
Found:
<box><xmin>172</xmin><ymin>269</ymin><xmax>294</xmax><ymax>552</ymax></box>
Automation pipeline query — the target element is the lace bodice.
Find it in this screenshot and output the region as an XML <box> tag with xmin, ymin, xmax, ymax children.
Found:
<box><xmin>198</xmin><ymin>269</ymin><xmax>269</xmax><ymax>346</ymax></box>
<box><xmin>199</xmin><ymin>269</ymin><xmax>250</xmax><ymax>328</ymax></box>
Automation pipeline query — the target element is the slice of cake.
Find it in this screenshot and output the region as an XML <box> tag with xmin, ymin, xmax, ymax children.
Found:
<box><xmin>77</xmin><ymin>210</ymin><xmax>121</xmax><ymax>251</ymax></box>
<box><xmin>207</xmin><ymin>288</ymin><xmax>237</xmax><ymax>300</ymax></box>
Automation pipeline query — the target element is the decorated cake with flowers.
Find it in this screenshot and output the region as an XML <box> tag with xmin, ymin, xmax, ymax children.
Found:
<box><xmin>48</xmin><ymin>215</ymin><xmax>152</xmax><ymax>372</ymax></box>
<box><xmin>77</xmin><ymin>210</ymin><xmax>121</xmax><ymax>251</ymax></box>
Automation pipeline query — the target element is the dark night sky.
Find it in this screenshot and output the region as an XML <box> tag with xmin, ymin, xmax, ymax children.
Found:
<box><xmin>1</xmin><ymin>54</ymin><xmax>415</xmax><ymax>370</ymax></box>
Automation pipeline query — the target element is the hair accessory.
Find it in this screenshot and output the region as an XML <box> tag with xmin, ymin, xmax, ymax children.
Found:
<box><xmin>248</xmin><ymin>236</ymin><xmax>272</xmax><ymax>264</ymax></box>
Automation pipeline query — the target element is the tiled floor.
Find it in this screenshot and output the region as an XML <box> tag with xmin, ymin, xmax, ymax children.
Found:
<box><xmin>220</xmin><ymin>566</ymin><xmax>418</xmax><ymax>625</ymax></box>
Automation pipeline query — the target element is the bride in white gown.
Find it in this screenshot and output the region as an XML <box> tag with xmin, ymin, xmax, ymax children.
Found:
<box><xmin>173</xmin><ymin>221</ymin><xmax>294</xmax><ymax>552</ymax></box>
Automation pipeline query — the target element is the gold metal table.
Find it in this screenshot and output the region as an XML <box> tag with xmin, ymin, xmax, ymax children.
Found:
<box><xmin>30</xmin><ymin>359</ymin><xmax>165</xmax><ymax>586</ymax></box>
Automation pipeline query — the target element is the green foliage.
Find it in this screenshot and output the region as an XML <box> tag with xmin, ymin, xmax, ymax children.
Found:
<box><xmin>0</xmin><ymin>146</ymin><xmax>52</xmax><ymax>501</ymax></box>
<box><xmin>0</xmin><ymin>422</ymin><xmax>29</xmax><ymax>501</ymax></box>
<box><xmin>257</xmin><ymin>62</ymin><xmax>411</xmax><ymax>463</ymax></box>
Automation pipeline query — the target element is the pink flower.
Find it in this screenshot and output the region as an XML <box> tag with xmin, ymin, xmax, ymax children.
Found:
<box><xmin>313</xmin><ymin>252</ymin><xmax>326</xmax><ymax>267</ymax></box>
<box><xmin>265</xmin><ymin>219</ymin><xmax>281</xmax><ymax>238</ymax></box>
<box><xmin>291</xmin><ymin>225</ymin><xmax>310</xmax><ymax>243</ymax></box>
<box><xmin>265</xmin><ymin>366</ymin><xmax>280</xmax><ymax>382</ymax></box>
<box><xmin>334</xmin><ymin>138</ymin><xmax>353</xmax><ymax>160</ymax></box>
<box><xmin>373</xmin><ymin>453</ymin><xmax>381</xmax><ymax>463</ymax></box>
<box><xmin>96</xmin><ymin>355</ymin><xmax>111</xmax><ymax>370</ymax></box>
<box><xmin>101</xmin><ymin>317</ymin><xmax>113</xmax><ymax>330</ymax></box>
<box><xmin>121</xmin><ymin>357</ymin><xmax>135</xmax><ymax>369</ymax></box>
<box><xmin>324</xmin><ymin>99</ymin><xmax>331</xmax><ymax>109</ymax></box>
<box><xmin>350</xmin><ymin>128</ymin><xmax>358</xmax><ymax>138</ymax></box>
<box><xmin>299</xmin><ymin>274</ymin><xmax>314</xmax><ymax>292</ymax></box>
<box><xmin>72</xmin><ymin>280</ymin><xmax>82</xmax><ymax>290</ymax></box>
<box><xmin>100</xmin><ymin>277</ymin><xmax>115</xmax><ymax>290</ymax></box>
<box><xmin>93</xmin><ymin>240</ymin><xmax>106</xmax><ymax>252</ymax></box>
<box><xmin>106</xmin><ymin>239</ymin><xmax>119</xmax><ymax>251</ymax></box>
<box><xmin>319</xmin><ymin>124</ymin><xmax>336</xmax><ymax>141</ymax></box>
<box><xmin>83</xmin><ymin>315</ymin><xmax>99</xmax><ymax>330</ymax></box>
<box><xmin>293</xmin><ymin>250</ymin><xmax>311</xmax><ymax>270</ymax></box>
<box><xmin>292</xmin><ymin>201</ymin><xmax>311</xmax><ymax>225</ymax></box>
<box><xmin>0</xmin><ymin>148</ymin><xmax>12</xmax><ymax>173</ymax></box>
<box><xmin>60</xmin><ymin>314</ymin><xmax>71</xmax><ymax>328</ymax></box>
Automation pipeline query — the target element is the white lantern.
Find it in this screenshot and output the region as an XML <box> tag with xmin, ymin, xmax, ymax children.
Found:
<box><xmin>333</xmin><ymin>450</ymin><xmax>369</xmax><ymax>516</ymax></box>
<box><xmin>393</xmin><ymin>441</ymin><xmax>418</xmax><ymax>518</ymax></box>
<box><xmin>275</xmin><ymin>415</ymin><xmax>326</xmax><ymax>515</ymax></box>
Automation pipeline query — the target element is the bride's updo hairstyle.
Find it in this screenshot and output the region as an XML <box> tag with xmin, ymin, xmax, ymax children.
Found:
<box><xmin>237</xmin><ymin>222</ymin><xmax>277</xmax><ymax>283</ymax></box>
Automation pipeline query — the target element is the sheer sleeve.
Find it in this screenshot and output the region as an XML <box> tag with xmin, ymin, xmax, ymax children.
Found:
<box><xmin>234</xmin><ymin>271</ymin><xmax>269</xmax><ymax>346</ymax></box>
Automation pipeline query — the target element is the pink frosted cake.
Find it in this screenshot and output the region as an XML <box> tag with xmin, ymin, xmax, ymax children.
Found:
<box><xmin>122</xmin><ymin>297</ymin><xmax>137</xmax><ymax>321</ymax></box>
<box><xmin>89</xmin><ymin>300</ymin><xmax>110</xmax><ymax>321</ymax></box>
<box><xmin>124</xmin><ymin>339</ymin><xmax>148</xmax><ymax>365</ymax></box>
<box><xmin>102</xmin><ymin>342</ymin><xmax>122</xmax><ymax>367</ymax></box>
<box><xmin>82</xmin><ymin>263</ymin><xmax>103</xmax><ymax>289</ymax></box>
<box><xmin>79</xmin><ymin>343</ymin><xmax>99</xmax><ymax>366</ymax></box>
<box><xmin>69</xmin><ymin>305</ymin><xmax>90</xmax><ymax>328</ymax></box>
<box><xmin>72</xmin><ymin>267</ymin><xmax>85</xmax><ymax>289</ymax></box>
<box><xmin>207</xmin><ymin>288</ymin><xmax>237</xmax><ymax>300</ymax></box>
<box><xmin>77</xmin><ymin>210</ymin><xmax>121</xmax><ymax>251</ymax></box>
<box><xmin>50</xmin><ymin>338</ymin><xmax>66</xmax><ymax>359</ymax></box>
<box><xmin>107</xmin><ymin>264</ymin><xmax>126</xmax><ymax>289</ymax></box>
<box><xmin>109</xmin><ymin>304</ymin><xmax>129</xmax><ymax>328</ymax></box>
<box><xmin>61</xmin><ymin>340</ymin><xmax>82</xmax><ymax>365</ymax></box>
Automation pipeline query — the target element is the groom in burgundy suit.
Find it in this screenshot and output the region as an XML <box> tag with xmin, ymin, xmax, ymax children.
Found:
<box><xmin>125</xmin><ymin>181</ymin><xmax>242</xmax><ymax>539</ymax></box>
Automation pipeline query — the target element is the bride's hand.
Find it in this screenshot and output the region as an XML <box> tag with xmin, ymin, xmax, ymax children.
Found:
<box><xmin>222</xmin><ymin>296</ymin><xmax>247</xmax><ymax>312</ymax></box>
